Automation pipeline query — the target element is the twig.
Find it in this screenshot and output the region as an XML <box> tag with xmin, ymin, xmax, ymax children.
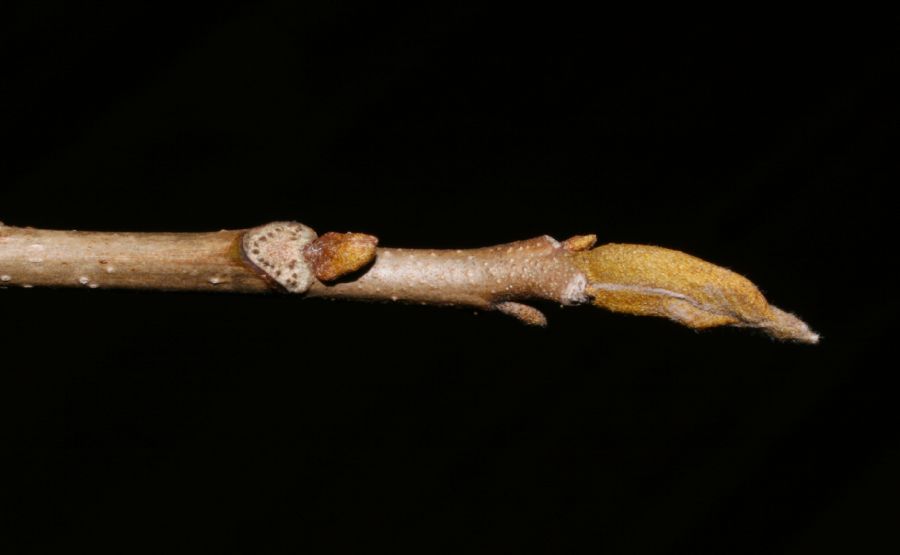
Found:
<box><xmin>0</xmin><ymin>220</ymin><xmax>818</xmax><ymax>343</ymax></box>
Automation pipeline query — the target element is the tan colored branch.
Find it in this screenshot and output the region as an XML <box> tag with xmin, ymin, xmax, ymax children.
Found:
<box><xmin>0</xmin><ymin>220</ymin><xmax>818</xmax><ymax>343</ymax></box>
<box><xmin>0</xmin><ymin>225</ymin><xmax>263</xmax><ymax>292</ymax></box>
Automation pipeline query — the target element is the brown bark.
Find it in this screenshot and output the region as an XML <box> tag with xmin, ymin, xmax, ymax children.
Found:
<box><xmin>0</xmin><ymin>221</ymin><xmax>819</xmax><ymax>341</ymax></box>
<box><xmin>305</xmin><ymin>235</ymin><xmax>589</xmax><ymax>308</ymax></box>
<box><xmin>0</xmin><ymin>226</ymin><xmax>265</xmax><ymax>292</ymax></box>
<box><xmin>0</xmin><ymin>223</ymin><xmax>589</xmax><ymax>326</ymax></box>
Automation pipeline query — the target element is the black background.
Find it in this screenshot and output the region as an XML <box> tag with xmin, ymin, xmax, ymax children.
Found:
<box><xmin>2</xmin><ymin>4</ymin><xmax>895</xmax><ymax>553</ymax></box>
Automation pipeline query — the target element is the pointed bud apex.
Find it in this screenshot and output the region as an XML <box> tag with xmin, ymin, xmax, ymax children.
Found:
<box><xmin>573</xmin><ymin>243</ymin><xmax>818</xmax><ymax>343</ymax></box>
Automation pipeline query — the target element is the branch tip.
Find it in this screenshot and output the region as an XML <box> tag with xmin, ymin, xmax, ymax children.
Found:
<box><xmin>573</xmin><ymin>243</ymin><xmax>818</xmax><ymax>344</ymax></box>
<box><xmin>762</xmin><ymin>306</ymin><xmax>820</xmax><ymax>344</ymax></box>
<box><xmin>1</xmin><ymin>222</ymin><xmax>816</xmax><ymax>343</ymax></box>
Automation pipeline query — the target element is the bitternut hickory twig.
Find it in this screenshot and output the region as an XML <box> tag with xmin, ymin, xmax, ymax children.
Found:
<box><xmin>0</xmin><ymin>220</ymin><xmax>818</xmax><ymax>343</ymax></box>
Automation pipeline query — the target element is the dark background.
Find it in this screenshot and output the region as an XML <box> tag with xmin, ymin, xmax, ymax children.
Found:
<box><xmin>2</xmin><ymin>4</ymin><xmax>895</xmax><ymax>553</ymax></box>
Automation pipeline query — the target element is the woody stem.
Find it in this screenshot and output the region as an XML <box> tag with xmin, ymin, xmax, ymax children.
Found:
<box><xmin>0</xmin><ymin>223</ymin><xmax>590</xmax><ymax>325</ymax></box>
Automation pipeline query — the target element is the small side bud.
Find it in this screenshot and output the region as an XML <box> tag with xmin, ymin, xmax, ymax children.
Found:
<box><xmin>495</xmin><ymin>301</ymin><xmax>548</xmax><ymax>327</ymax></box>
<box><xmin>304</xmin><ymin>232</ymin><xmax>378</xmax><ymax>282</ymax></box>
<box><xmin>562</xmin><ymin>234</ymin><xmax>597</xmax><ymax>252</ymax></box>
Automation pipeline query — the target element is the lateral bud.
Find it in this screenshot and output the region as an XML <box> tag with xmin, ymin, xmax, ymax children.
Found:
<box><xmin>304</xmin><ymin>232</ymin><xmax>378</xmax><ymax>282</ymax></box>
<box><xmin>241</xmin><ymin>222</ymin><xmax>379</xmax><ymax>293</ymax></box>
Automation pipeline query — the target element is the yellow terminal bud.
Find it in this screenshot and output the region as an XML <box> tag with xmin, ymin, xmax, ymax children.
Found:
<box><xmin>573</xmin><ymin>243</ymin><xmax>818</xmax><ymax>343</ymax></box>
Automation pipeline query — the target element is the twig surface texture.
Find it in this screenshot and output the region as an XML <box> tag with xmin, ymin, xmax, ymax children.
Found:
<box><xmin>0</xmin><ymin>220</ymin><xmax>818</xmax><ymax>343</ymax></box>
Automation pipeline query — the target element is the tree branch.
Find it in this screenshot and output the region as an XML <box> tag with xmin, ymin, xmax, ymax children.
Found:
<box><xmin>0</xmin><ymin>220</ymin><xmax>818</xmax><ymax>343</ymax></box>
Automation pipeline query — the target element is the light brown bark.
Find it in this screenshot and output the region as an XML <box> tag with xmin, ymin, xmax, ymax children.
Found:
<box><xmin>0</xmin><ymin>226</ymin><xmax>264</xmax><ymax>292</ymax></box>
<box><xmin>0</xmin><ymin>221</ymin><xmax>819</xmax><ymax>341</ymax></box>
<box><xmin>0</xmin><ymin>224</ymin><xmax>588</xmax><ymax>325</ymax></box>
